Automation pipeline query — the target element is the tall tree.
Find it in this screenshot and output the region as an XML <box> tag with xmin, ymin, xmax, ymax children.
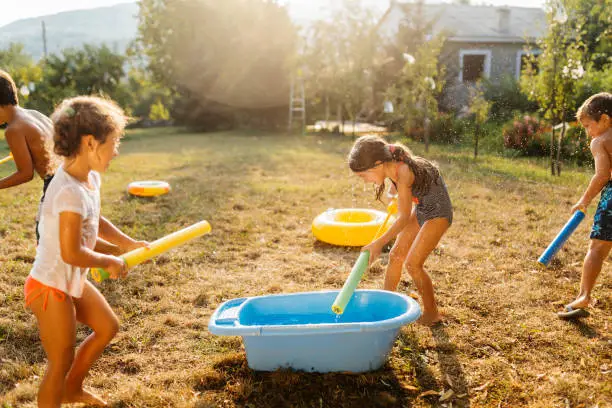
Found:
<box><xmin>386</xmin><ymin>1</ymin><xmax>445</xmax><ymax>151</ymax></box>
<box><xmin>520</xmin><ymin>0</ymin><xmax>587</xmax><ymax>176</ymax></box>
<box><xmin>300</xmin><ymin>0</ymin><xmax>381</xmax><ymax>134</ymax></box>
<box><xmin>136</xmin><ymin>0</ymin><xmax>297</xmax><ymax>126</ymax></box>
<box><xmin>467</xmin><ymin>82</ymin><xmax>491</xmax><ymax>158</ymax></box>
<box><xmin>0</xmin><ymin>43</ymin><xmax>42</xmax><ymax>106</ymax></box>
<box><xmin>27</xmin><ymin>44</ymin><xmax>126</xmax><ymax>114</ymax></box>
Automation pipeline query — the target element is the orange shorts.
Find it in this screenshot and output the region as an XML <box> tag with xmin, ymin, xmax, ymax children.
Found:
<box><xmin>24</xmin><ymin>276</ymin><xmax>67</xmax><ymax>311</ymax></box>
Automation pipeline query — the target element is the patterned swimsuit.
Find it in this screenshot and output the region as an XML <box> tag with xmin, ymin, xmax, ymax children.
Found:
<box><xmin>591</xmin><ymin>180</ymin><xmax>612</xmax><ymax>241</ymax></box>
<box><xmin>393</xmin><ymin>176</ymin><xmax>453</xmax><ymax>227</ymax></box>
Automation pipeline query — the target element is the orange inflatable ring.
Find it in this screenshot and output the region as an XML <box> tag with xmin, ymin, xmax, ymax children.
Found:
<box><xmin>127</xmin><ymin>181</ymin><xmax>171</xmax><ymax>197</ymax></box>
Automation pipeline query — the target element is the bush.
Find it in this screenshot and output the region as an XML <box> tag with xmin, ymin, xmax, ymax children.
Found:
<box><xmin>429</xmin><ymin>113</ymin><xmax>468</xmax><ymax>144</ymax></box>
<box><xmin>503</xmin><ymin>114</ymin><xmax>592</xmax><ymax>165</ymax></box>
<box><xmin>561</xmin><ymin>126</ymin><xmax>592</xmax><ymax>166</ymax></box>
<box><xmin>484</xmin><ymin>75</ymin><xmax>539</xmax><ymax>122</ymax></box>
<box><xmin>503</xmin><ymin>115</ymin><xmax>546</xmax><ymax>155</ymax></box>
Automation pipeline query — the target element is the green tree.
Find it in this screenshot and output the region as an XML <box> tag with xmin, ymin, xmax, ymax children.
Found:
<box><xmin>149</xmin><ymin>99</ymin><xmax>170</xmax><ymax>121</ymax></box>
<box><xmin>467</xmin><ymin>82</ymin><xmax>491</xmax><ymax>158</ymax></box>
<box><xmin>520</xmin><ymin>0</ymin><xmax>587</xmax><ymax>176</ymax></box>
<box><xmin>123</xmin><ymin>65</ymin><xmax>174</xmax><ymax>119</ymax></box>
<box><xmin>0</xmin><ymin>43</ymin><xmax>42</xmax><ymax>106</ymax></box>
<box><xmin>302</xmin><ymin>19</ymin><xmax>344</xmax><ymax>131</ymax></box>
<box><xmin>136</xmin><ymin>0</ymin><xmax>297</xmax><ymax>127</ymax></box>
<box><xmin>27</xmin><ymin>44</ymin><xmax>127</xmax><ymax>114</ymax></box>
<box><xmin>385</xmin><ymin>0</ymin><xmax>445</xmax><ymax>152</ymax></box>
<box><xmin>333</xmin><ymin>0</ymin><xmax>381</xmax><ymax>135</ymax></box>
<box><xmin>570</xmin><ymin>0</ymin><xmax>611</xmax><ymax>71</ymax></box>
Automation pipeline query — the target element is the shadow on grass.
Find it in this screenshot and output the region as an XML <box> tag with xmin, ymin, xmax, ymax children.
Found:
<box><xmin>430</xmin><ymin>325</ymin><xmax>471</xmax><ymax>407</ymax></box>
<box><xmin>567</xmin><ymin>318</ymin><xmax>599</xmax><ymax>339</ymax></box>
<box><xmin>193</xmin><ymin>350</ymin><xmax>435</xmax><ymax>408</ymax></box>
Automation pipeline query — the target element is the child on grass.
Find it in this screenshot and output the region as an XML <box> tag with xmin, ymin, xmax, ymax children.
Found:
<box><xmin>25</xmin><ymin>95</ymin><xmax>147</xmax><ymax>406</ymax></box>
<box><xmin>558</xmin><ymin>92</ymin><xmax>612</xmax><ymax>319</ymax></box>
<box><xmin>348</xmin><ymin>135</ymin><xmax>452</xmax><ymax>326</ymax></box>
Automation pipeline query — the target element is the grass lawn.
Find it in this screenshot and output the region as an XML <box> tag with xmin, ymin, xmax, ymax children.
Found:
<box><xmin>0</xmin><ymin>128</ymin><xmax>609</xmax><ymax>407</ymax></box>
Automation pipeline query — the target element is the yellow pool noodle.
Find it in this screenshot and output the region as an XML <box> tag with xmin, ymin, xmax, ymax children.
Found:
<box><xmin>0</xmin><ymin>154</ymin><xmax>13</xmax><ymax>165</ymax></box>
<box><xmin>91</xmin><ymin>220</ymin><xmax>212</xmax><ymax>282</ymax></box>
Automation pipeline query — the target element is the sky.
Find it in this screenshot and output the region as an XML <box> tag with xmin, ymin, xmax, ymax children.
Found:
<box><xmin>1</xmin><ymin>0</ymin><xmax>547</xmax><ymax>28</ymax></box>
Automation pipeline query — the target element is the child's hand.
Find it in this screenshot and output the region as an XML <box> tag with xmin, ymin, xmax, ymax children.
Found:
<box><xmin>105</xmin><ymin>256</ymin><xmax>128</xmax><ymax>279</ymax></box>
<box><xmin>121</xmin><ymin>239</ymin><xmax>150</xmax><ymax>254</ymax></box>
<box><xmin>571</xmin><ymin>202</ymin><xmax>587</xmax><ymax>214</ymax></box>
<box><xmin>362</xmin><ymin>241</ymin><xmax>383</xmax><ymax>266</ymax></box>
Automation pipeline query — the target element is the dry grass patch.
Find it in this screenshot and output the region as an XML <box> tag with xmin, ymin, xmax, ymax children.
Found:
<box><xmin>0</xmin><ymin>129</ymin><xmax>609</xmax><ymax>407</ymax></box>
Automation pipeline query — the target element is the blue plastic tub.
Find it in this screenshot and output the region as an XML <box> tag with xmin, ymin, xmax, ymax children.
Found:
<box><xmin>208</xmin><ymin>290</ymin><xmax>421</xmax><ymax>373</ymax></box>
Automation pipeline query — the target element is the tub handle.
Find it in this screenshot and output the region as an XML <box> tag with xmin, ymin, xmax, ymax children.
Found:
<box><xmin>214</xmin><ymin>297</ymin><xmax>247</xmax><ymax>325</ymax></box>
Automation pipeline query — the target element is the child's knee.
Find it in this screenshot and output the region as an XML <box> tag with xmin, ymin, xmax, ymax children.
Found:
<box><xmin>48</xmin><ymin>348</ymin><xmax>75</xmax><ymax>374</ymax></box>
<box><xmin>405</xmin><ymin>258</ymin><xmax>424</xmax><ymax>277</ymax></box>
<box><xmin>97</xmin><ymin>315</ymin><xmax>120</xmax><ymax>342</ymax></box>
<box><xmin>389</xmin><ymin>246</ymin><xmax>408</xmax><ymax>264</ymax></box>
<box><xmin>587</xmin><ymin>242</ymin><xmax>611</xmax><ymax>259</ymax></box>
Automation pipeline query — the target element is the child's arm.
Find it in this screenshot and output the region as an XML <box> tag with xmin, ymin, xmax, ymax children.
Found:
<box><xmin>59</xmin><ymin>212</ymin><xmax>127</xmax><ymax>278</ymax></box>
<box><xmin>94</xmin><ymin>237</ymin><xmax>121</xmax><ymax>256</ymax></box>
<box><xmin>573</xmin><ymin>138</ymin><xmax>611</xmax><ymax>212</ymax></box>
<box><xmin>98</xmin><ymin>216</ymin><xmax>148</xmax><ymax>254</ymax></box>
<box><xmin>0</xmin><ymin>126</ymin><xmax>35</xmax><ymax>189</ymax></box>
<box><xmin>362</xmin><ymin>164</ymin><xmax>414</xmax><ymax>263</ymax></box>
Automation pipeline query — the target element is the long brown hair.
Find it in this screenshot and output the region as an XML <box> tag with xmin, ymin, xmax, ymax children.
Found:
<box><xmin>348</xmin><ymin>135</ymin><xmax>440</xmax><ymax>200</ymax></box>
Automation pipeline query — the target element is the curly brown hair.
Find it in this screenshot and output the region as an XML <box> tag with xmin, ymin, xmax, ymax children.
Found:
<box><xmin>51</xmin><ymin>95</ymin><xmax>128</xmax><ymax>157</ymax></box>
<box><xmin>348</xmin><ymin>134</ymin><xmax>440</xmax><ymax>200</ymax></box>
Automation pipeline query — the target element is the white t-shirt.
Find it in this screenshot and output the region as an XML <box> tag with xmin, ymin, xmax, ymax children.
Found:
<box><xmin>30</xmin><ymin>166</ymin><xmax>101</xmax><ymax>298</ymax></box>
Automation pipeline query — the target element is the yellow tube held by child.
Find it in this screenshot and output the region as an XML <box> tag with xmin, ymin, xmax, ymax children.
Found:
<box><xmin>91</xmin><ymin>220</ymin><xmax>212</xmax><ymax>282</ymax></box>
<box><xmin>0</xmin><ymin>154</ymin><xmax>13</xmax><ymax>165</ymax></box>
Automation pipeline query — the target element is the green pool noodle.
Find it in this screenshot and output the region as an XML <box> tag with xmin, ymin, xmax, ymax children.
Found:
<box><xmin>331</xmin><ymin>250</ymin><xmax>370</xmax><ymax>314</ymax></box>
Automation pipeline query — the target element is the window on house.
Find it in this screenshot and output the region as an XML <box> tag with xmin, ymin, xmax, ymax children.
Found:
<box><xmin>459</xmin><ymin>50</ymin><xmax>491</xmax><ymax>83</ymax></box>
<box><xmin>517</xmin><ymin>51</ymin><xmax>541</xmax><ymax>79</ymax></box>
<box><xmin>463</xmin><ymin>55</ymin><xmax>486</xmax><ymax>82</ymax></box>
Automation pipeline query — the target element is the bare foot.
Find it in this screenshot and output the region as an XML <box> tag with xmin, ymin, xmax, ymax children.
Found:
<box><xmin>566</xmin><ymin>295</ymin><xmax>590</xmax><ymax>310</ymax></box>
<box><xmin>63</xmin><ymin>388</ymin><xmax>107</xmax><ymax>406</ymax></box>
<box><xmin>417</xmin><ymin>312</ymin><xmax>443</xmax><ymax>327</ymax></box>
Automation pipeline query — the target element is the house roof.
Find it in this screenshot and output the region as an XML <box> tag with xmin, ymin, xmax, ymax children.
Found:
<box><xmin>380</xmin><ymin>2</ymin><xmax>547</xmax><ymax>43</ymax></box>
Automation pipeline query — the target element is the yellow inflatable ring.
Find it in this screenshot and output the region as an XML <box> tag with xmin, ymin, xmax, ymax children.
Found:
<box><xmin>127</xmin><ymin>181</ymin><xmax>171</xmax><ymax>197</ymax></box>
<box><xmin>312</xmin><ymin>208</ymin><xmax>394</xmax><ymax>247</ymax></box>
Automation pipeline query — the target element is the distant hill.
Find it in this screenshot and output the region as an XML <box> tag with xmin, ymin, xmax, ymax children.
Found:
<box><xmin>0</xmin><ymin>2</ymin><xmax>139</xmax><ymax>61</ymax></box>
<box><xmin>0</xmin><ymin>1</ymin><xmax>390</xmax><ymax>60</ymax></box>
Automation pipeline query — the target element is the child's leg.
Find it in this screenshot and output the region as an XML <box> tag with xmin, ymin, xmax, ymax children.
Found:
<box><xmin>63</xmin><ymin>280</ymin><xmax>118</xmax><ymax>406</ymax></box>
<box><xmin>567</xmin><ymin>238</ymin><xmax>612</xmax><ymax>309</ymax></box>
<box><xmin>384</xmin><ymin>209</ymin><xmax>420</xmax><ymax>291</ymax></box>
<box><xmin>405</xmin><ymin>217</ymin><xmax>449</xmax><ymax>326</ymax></box>
<box><xmin>28</xmin><ymin>293</ymin><xmax>76</xmax><ymax>407</ymax></box>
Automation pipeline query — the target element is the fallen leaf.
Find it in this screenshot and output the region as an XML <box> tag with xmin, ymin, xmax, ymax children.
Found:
<box><xmin>440</xmin><ymin>389</ymin><xmax>455</xmax><ymax>402</ymax></box>
<box><xmin>444</xmin><ymin>374</ymin><xmax>454</xmax><ymax>388</ymax></box>
<box><xmin>472</xmin><ymin>381</ymin><xmax>490</xmax><ymax>392</ymax></box>
<box><xmin>418</xmin><ymin>390</ymin><xmax>440</xmax><ymax>398</ymax></box>
<box><xmin>400</xmin><ymin>383</ymin><xmax>419</xmax><ymax>392</ymax></box>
